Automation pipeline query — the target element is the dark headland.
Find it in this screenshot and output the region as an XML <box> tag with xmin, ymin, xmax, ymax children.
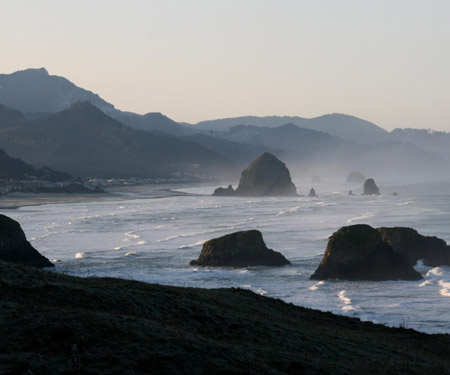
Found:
<box><xmin>1</xmin><ymin>261</ymin><xmax>449</xmax><ymax>374</ymax></box>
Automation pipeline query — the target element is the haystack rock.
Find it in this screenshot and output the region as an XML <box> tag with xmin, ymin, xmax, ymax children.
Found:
<box><xmin>235</xmin><ymin>153</ymin><xmax>297</xmax><ymax>196</ymax></box>
<box><xmin>346</xmin><ymin>171</ymin><xmax>366</xmax><ymax>183</ymax></box>
<box><xmin>308</xmin><ymin>188</ymin><xmax>318</xmax><ymax>197</ymax></box>
<box><xmin>310</xmin><ymin>224</ymin><xmax>422</xmax><ymax>281</ymax></box>
<box><xmin>363</xmin><ymin>178</ymin><xmax>380</xmax><ymax>195</ymax></box>
<box><xmin>190</xmin><ymin>230</ymin><xmax>290</xmax><ymax>267</ymax></box>
<box><xmin>377</xmin><ymin>227</ymin><xmax>450</xmax><ymax>267</ymax></box>
<box><xmin>213</xmin><ymin>152</ymin><xmax>297</xmax><ymax>197</ymax></box>
<box><xmin>0</xmin><ymin>214</ymin><xmax>53</xmax><ymax>268</ymax></box>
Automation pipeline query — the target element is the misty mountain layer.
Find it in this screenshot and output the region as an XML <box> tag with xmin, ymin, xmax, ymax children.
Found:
<box><xmin>0</xmin><ymin>67</ymin><xmax>448</xmax><ymax>179</ymax></box>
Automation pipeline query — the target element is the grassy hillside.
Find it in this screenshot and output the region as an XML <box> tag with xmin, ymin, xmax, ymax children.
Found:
<box><xmin>0</xmin><ymin>260</ymin><xmax>449</xmax><ymax>374</ymax></box>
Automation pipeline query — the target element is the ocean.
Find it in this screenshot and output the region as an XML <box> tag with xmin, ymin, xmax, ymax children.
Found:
<box><xmin>4</xmin><ymin>178</ymin><xmax>450</xmax><ymax>334</ymax></box>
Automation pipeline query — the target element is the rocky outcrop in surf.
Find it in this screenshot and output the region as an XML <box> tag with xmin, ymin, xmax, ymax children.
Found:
<box><xmin>377</xmin><ymin>227</ymin><xmax>450</xmax><ymax>267</ymax></box>
<box><xmin>190</xmin><ymin>230</ymin><xmax>290</xmax><ymax>267</ymax></box>
<box><xmin>363</xmin><ymin>178</ymin><xmax>380</xmax><ymax>195</ymax></box>
<box><xmin>213</xmin><ymin>152</ymin><xmax>297</xmax><ymax>197</ymax></box>
<box><xmin>0</xmin><ymin>214</ymin><xmax>53</xmax><ymax>268</ymax></box>
<box><xmin>308</xmin><ymin>188</ymin><xmax>318</xmax><ymax>197</ymax></box>
<box><xmin>213</xmin><ymin>185</ymin><xmax>235</xmax><ymax>196</ymax></box>
<box><xmin>310</xmin><ymin>224</ymin><xmax>422</xmax><ymax>281</ymax></box>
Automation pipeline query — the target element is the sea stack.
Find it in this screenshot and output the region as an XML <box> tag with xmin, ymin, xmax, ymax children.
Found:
<box><xmin>308</xmin><ymin>188</ymin><xmax>318</xmax><ymax>197</ymax></box>
<box><xmin>310</xmin><ymin>224</ymin><xmax>422</xmax><ymax>281</ymax></box>
<box><xmin>190</xmin><ymin>230</ymin><xmax>290</xmax><ymax>267</ymax></box>
<box><xmin>0</xmin><ymin>214</ymin><xmax>53</xmax><ymax>268</ymax></box>
<box><xmin>377</xmin><ymin>227</ymin><xmax>450</xmax><ymax>267</ymax></box>
<box><xmin>363</xmin><ymin>178</ymin><xmax>380</xmax><ymax>195</ymax></box>
<box><xmin>213</xmin><ymin>185</ymin><xmax>235</xmax><ymax>196</ymax></box>
<box><xmin>346</xmin><ymin>171</ymin><xmax>366</xmax><ymax>183</ymax></box>
<box><xmin>213</xmin><ymin>152</ymin><xmax>298</xmax><ymax>197</ymax></box>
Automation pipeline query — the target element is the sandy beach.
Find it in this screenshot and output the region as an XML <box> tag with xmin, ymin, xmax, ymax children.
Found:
<box><xmin>0</xmin><ymin>183</ymin><xmax>204</xmax><ymax>210</ymax></box>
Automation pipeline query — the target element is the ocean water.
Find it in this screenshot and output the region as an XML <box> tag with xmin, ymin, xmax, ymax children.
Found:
<box><xmin>4</xmin><ymin>178</ymin><xmax>450</xmax><ymax>334</ymax></box>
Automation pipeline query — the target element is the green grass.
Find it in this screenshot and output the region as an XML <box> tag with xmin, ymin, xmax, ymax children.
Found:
<box><xmin>0</xmin><ymin>260</ymin><xmax>449</xmax><ymax>374</ymax></box>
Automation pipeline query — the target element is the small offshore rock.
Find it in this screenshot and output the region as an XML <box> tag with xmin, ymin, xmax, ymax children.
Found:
<box><xmin>213</xmin><ymin>184</ymin><xmax>235</xmax><ymax>196</ymax></box>
<box><xmin>308</xmin><ymin>188</ymin><xmax>318</xmax><ymax>197</ymax></box>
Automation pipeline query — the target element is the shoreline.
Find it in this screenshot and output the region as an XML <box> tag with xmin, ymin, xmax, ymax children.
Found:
<box><xmin>0</xmin><ymin>182</ymin><xmax>211</xmax><ymax>210</ymax></box>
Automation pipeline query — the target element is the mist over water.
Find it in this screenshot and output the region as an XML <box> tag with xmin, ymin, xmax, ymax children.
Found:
<box><xmin>6</xmin><ymin>178</ymin><xmax>450</xmax><ymax>334</ymax></box>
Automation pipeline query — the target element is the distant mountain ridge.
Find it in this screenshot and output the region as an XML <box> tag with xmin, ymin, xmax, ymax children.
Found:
<box><xmin>0</xmin><ymin>102</ymin><xmax>231</xmax><ymax>178</ymax></box>
<box><xmin>0</xmin><ymin>68</ymin><xmax>389</xmax><ymax>142</ymax></box>
<box><xmin>0</xmin><ymin>67</ymin><xmax>448</xmax><ymax>179</ymax></box>
<box><xmin>189</xmin><ymin>114</ymin><xmax>388</xmax><ymax>143</ymax></box>
<box><xmin>0</xmin><ymin>68</ymin><xmax>195</xmax><ymax>136</ymax></box>
<box><xmin>0</xmin><ymin>68</ymin><xmax>115</xmax><ymax>115</ymax></box>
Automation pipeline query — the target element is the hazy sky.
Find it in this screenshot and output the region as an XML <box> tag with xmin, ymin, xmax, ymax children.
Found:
<box><xmin>2</xmin><ymin>0</ymin><xmax>450</xmax><ymax>130</ymax></box>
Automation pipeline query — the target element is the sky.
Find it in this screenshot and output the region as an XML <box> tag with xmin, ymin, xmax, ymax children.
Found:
<box><xmin>1</xmin><ymin>0</ymin><xmax>450</xmax><ymax>130</ymax></box>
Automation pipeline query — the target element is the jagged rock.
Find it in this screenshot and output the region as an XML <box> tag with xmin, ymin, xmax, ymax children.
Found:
<box><xmin>378</xmin><ymin>227</ymin><xmax>450</xmax><ymax>267</ymax></box>
<box><xmin>235</xmin><ymin>153</ymin><xmax>297</xmax><ymax>196</ymax></box>
<box><xmin>310</xmin><ymin>224</ymin><xmax>422</xmax><ymax>281</ymax></box>
<box><xmin>311</xmin><ymin>175</ymin><xmax>322</xmax><ymax>183</ymax></box>
<box><xmin>308</xmin><ymin>188</ymin><xmax>318</xmax><ymax>197</ymax></box>
<box><xmin>190</xmin><ymin>230</ymin><xmax>290</xmax><ymax>267</ymax></box>
<box><xmin>346</xmin><ymin>171</ymin><xmax>366</xmax><ymax>183</ymax></box>
<box><xmin>363</xmin><ymin>178</ymin><xmax>380</xmax><ymax>195</ymax></box>
<box><xmin>213</xmin><ymin>185</ymin><xmax>235</xmax><ymax>196</ymax></box>
<box><xmin>0</xmin><ymin>214</ymin><xmax>53</xmax><ymax>268</ymax></box>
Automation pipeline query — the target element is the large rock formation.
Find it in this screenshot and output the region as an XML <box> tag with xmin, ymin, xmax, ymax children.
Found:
<box><xmin>0</xmin><ymin>214</ymin><xmax>53</xmax><ymax>268</ymax></box>
<box><xmin>190</xmin><ymin>230</ymin><xmax>290</xmax><ymax>267</ymax></box>
<box><xmin>346</xmin><ymin>171</ymin><xmax>365</xmax><ymax>183</ymax></box>
<box><xmin>310</xmin><ymin>224</ymin><xmax>422</xmax><ymax>281</ymax></box>
<box><xmin>363</xmin><ymin>178</ymin><xmax>380</xmax><ymax>195</ymax></box>
<box><xmin>213</xmin><ymin>152</ymin><xmax>297</xmax><ymax>197</ymax></box>
<box><xmin>378</xmin><ymin>227</ymin><xmax>450</xmax><ymax>267</ymax></box>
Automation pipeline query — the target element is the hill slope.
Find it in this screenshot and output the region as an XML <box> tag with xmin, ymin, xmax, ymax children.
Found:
<box><xmin>0</xmin><ymin>149</ymin><xmax>70</xmax><ymax>181</ymax></box>
<box><xmin>0</xmin><ymin>103</ymin><xmax>25</xmax><ymax>128</ymax></box>
<box><xmin>0</xmin><ymin>260</ymin><xmax>449</xmax><ymax>374</ymax></box>
<box><xmin>0</xmin><ymin>102</ymin><xmax>231</xmax><ymax>178</ymax></box>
